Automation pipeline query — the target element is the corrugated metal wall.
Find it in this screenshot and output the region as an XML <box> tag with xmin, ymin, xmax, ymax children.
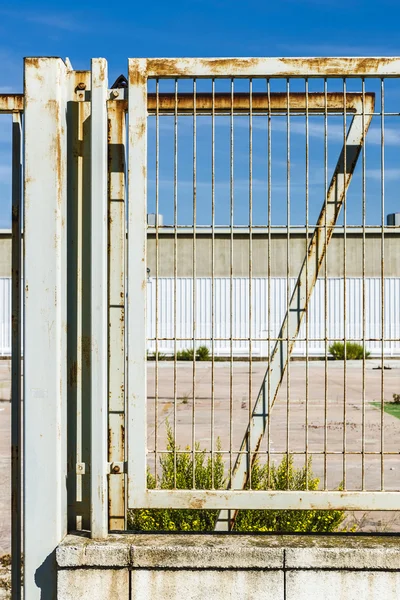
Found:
<box><xmin>1</xmin><ymin>276</ymin><xmax>399</xmax><ymax>357</ymax></box>
<box><xmin>147</xmin><ymin>277</ymin><xmax>400</xmax><ymax>357</ymax></box>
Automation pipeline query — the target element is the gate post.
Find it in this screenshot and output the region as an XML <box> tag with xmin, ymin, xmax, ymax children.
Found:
<box><xmin>24</xmin><ymin>57</ymin><xmax>69</xmax><ymax>598</ymax></box>
<box><xmin>90</xmin><ymin>58</ymin><xmax>109</xmax><ymax>539</ymax></box>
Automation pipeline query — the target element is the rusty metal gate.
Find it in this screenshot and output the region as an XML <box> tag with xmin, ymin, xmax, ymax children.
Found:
<box><xmin>2</xmin><ymin>56</ymin><xmax>400</xmax><ymax>598</ymax></box>
<box><xmin>127</xmin><ymin>58</ymin><xmax>400</xmax><ymax>527</ymax></box>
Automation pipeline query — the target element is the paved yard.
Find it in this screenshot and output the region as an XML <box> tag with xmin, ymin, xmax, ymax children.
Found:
<box><xmin>147</xmin><ymin>360</ymin><xmax>400</xmax><ymax>494</ymax></box>
<box><xmin>1</xmin><ymin>358</ymin><xmax>400</xmax><ymax>558</ymax></box>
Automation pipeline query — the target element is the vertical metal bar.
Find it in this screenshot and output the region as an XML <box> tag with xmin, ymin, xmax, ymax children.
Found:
<box><xmin>11</xmin><ymin>110</ymin><xmax>22</xmax><ymax>600</ymax></box>
<box><xmin>267</xmin><ymin>78</ymin><xmax>272</xmax><ymax>487</ymax></box>
<box><xmin>361</xmin><ymin>78</ymin><xmax>366</xmax><ymax>490</ymax></box>
<box><xmin>248</xmin><ymin>78</ymin><xmax>253</xmax><ymax>489</ymax></box>
<box><xmin>230</xmin><ymin>78</ymin><xmax>234</xmax><ymax>489</ymax></box>
<box><xmin>107</xmin><ymin>100</ymin><xmax>126</xmax><ymax>530</ymax></box>
<box><xmin>173</xmin><ymin>78</ymin><xmax>178</xmax><ymax>488</ymax></box>
<box><xmin>215</xmin><ymin>79</ymin><xmax>234</xmax><ymax>530</ymax></box>
<box><xmin>380</xmin><ymin>78</ymin><xmax>385</xmax><ymax>491</ymax></box>
<box><xmin>343</xmin><ymin>78</ymin><xmax>347</xmax><ymax>490</ymax></box>
<box><xmin>80</xmin><ymin>81</ymin><xmax>93</xmax><ymax>531</ymax></box>
<box><xmin>286</xmin><ymin>78</ymin><xmax>291</xmax><ymax>486</ymax></box>
<box><xmin>127</xmin><ymin>58</ymin><xmax>148</xmax><ymax>507</ymax></box>
<box><xmin>24</xmin><ymin>57</ymin><xmax>69</xmax><ymax>598</ymax></box>
<box><xmin>90</xmin><ymin>58</ymin><xmax>108</xmax><ymax>538</ymax></box>
<box><xmin>192</xmin><ymin>78</ymin><xmax>197</xmax><ymax>489</ymax></box>
<box><xmin>323</xmin><ymin>78</ymin><xmax>328</xmax><ymax>490</ymax></box>
<box><xmin>155</xmin><ymin>79</ymin><xmax>159</xmax><ymax>484</ymax></box>
<box><xmin>211</xmin><ymin>78</ymin><xmax>215</xmax><ymax>488</ymax></box>
<box><xmin>305</xmin><ymin>79</ymin><xmax>309</xmax><ymax>486</ymax></box>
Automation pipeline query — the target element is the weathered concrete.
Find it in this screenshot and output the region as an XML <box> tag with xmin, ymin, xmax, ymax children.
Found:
<box><xmin>57</xmin><ymin>534</ymin><xmax>400</xmax><ymax>600</ymax></box>
<box><xmin>286</xmin><ymin>571</ymin><xmax>400</xmax><ymax>600</ymax></box>
<box><xmin>130</xmin><ymin>570</ymin><xmax>284</xmax><ymax>600</ymax></box>
<box><xmin>58</xmin><ymin>569</ymin><xmax>129</xmax><ymax>600</ymax></box>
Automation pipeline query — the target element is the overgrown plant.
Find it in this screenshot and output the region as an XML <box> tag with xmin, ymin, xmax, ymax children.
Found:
<box><xmin>128</xmin><ymin>425</ymin><xmax>347</xmax><ymax>533</ymax></box>
<box><xmin>176</xmin><ymin>345</ymin><xmax>210</xmax><ymax>361</ymax></box>
<box><xmin>329</xmin><ymin>341</ymin><xmax>370</xmax><ymax>360</ymax></box>
<box><xmin>129</xmin><ymin>425</ymin><xmax>224</xmax><ymax>531</ymax></box>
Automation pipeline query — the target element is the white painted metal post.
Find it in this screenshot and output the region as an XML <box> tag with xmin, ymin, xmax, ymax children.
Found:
<box><xmin>127</xmin><ymin>59</ymin><xmax>148</xmax><ymax>507</ymax></box>
<box><xmin>90</xmin><ymin>58</ymin><xmax>109</xmax><ymax>538</ymax></box>
<box><xmin>24</xmin><ymin>57</ymin><xmax>69</xmax><ymax>598</ymax></box>
<box><xmin>11</xmin><ymin>110</ymin><xmax>22</xmax><ymax>600</ymax></box>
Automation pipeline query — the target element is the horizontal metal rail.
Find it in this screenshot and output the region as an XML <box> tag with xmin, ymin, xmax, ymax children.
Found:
<box><xmin>130</xmin><ymin>490</ymin><xmax>400</xmax><ymax>511</ymax></box>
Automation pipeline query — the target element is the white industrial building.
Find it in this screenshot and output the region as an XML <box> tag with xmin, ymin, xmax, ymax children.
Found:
<box><xmin>1</xmin><ymin>223</ymin><xmax>400</xmax><ymax>357</ymax></box>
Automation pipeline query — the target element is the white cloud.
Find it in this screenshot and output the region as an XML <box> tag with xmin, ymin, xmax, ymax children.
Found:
<box><xmin>0</xmin><ymin>9</ymin><xmax>88</xmax><ymax>32</ymax></box>
<box><xmin>366</xmin><ymin>168</ymin><xmax>400</xmax><ymax>181</ymax></box>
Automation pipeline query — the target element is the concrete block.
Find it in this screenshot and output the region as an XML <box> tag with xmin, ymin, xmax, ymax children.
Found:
<box><xmin>56</xmin><ymin>536</ymin><xmax>130</xmax><ymax>568</ymax></box>
<box><xmin>286</xmin><ymin>570</ymin><xmax>400</xmax><ymax>600</ymax></box>
<box><xmin>286</xmin><ymin>545</ymin><xmax>400</xmax><ymax>570</ymax></box>
<box><xmin>130</xmin><ymin>570</ymin><xmax>284</xmax><ymax>600</ymax></box>
<box><xmin>58</xmin><ymin>569</ymin><xmax>129</xmax><ymax>599</ymax></box>
<box><xmin>130</xmin><ymin>534</ymin><xmax>283</xmax><ymax>569</ymax></box>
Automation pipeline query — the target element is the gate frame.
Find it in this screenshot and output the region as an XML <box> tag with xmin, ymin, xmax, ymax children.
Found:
<box><xmin>126</xmin><ymin>57</ymin><xmax>394</xmax><ymax>513</ymax></box>
<box><xmin>3</xmin><ymin>54</ymin><xmax>400</xmax><ymax>597</ymax></box>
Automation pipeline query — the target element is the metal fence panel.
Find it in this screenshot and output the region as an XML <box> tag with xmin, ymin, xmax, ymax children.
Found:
<box><xmin>127</xmin><ymin>57</ymin><xmax>400</xmax><ymax>518</ymax></box>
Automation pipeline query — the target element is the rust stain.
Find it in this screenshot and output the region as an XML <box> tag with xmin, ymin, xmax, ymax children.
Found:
<box><xmin>44</xmin><ymin>99</ymin><xmax>64</xmax><ymax>209</ymax></box>
<box><xmin>129</xmin><ymin>62</ymin><xmax>146</xmax><ymax>87</ymax></box>
<box><xmin>137</xmin><ymin>119</ymin><xmax>146</xmax><ymax>140</ymax></box>
<box><xmin>146</xmin><ymin>92</ymin><xmax>375</xmax><ymax>115</ymax></box>
<box><xmin>0</xmin><ymin>94</ymin><xmax>24</xmax><ymax>113</ymax></box>
<box><xmin>27</xmin><ymin>57</ymin><xmax>45</xmax><ymax>84</ymax></box>
<box><xmin>68</xmin><ymin>360</ymin><xmax>78</xmax><ymax>388</ymax></box>
<box><xmin>189</xmin><ymin>498</ymin><xmax>205</xmax><ymax>509</ymax></box>
<box><xmin>81</xmin><ymin>335</ymin><xmax>91</xmax><ymax>369</ymax></box>
<box><xmin>98</xmin><ymin>62</ymin><xmax>106</xmax><ymax>83</ymax></box>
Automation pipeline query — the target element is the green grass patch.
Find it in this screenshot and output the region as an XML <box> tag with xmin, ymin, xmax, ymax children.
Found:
<box><xmin>371</xmin><ymin>402</ymin><xmax>400</xmax><ymax>420</ymax></box>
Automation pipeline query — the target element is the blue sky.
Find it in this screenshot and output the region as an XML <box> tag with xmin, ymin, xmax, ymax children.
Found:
<box><xmin>1</xmin><ymin>0</ymin><xmax>400</xmax><ymax>228</ymax></box>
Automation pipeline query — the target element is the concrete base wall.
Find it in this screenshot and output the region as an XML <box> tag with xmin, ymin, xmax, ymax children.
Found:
<box><xmin>57</xmin><ymin>534</ymin><xmax>400</xmax><ymax>599</ymax></box>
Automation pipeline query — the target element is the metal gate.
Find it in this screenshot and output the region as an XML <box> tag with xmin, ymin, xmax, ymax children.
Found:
<box><xmin>127</xmin><ymin>59</ymin><xmax>399</xmax><ymax>526</ymax></box>
<box><xmin>2</xmin><ymin>56</ymin><xmax>400</xmax><ymax>598</ymax></box>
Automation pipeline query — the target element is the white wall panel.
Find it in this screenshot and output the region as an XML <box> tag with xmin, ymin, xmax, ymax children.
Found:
<box><xmin>0</xmin><ymin>276</ymin><xmax>399</xmax><ymax>357</ymax></box>
<box><xmin>147</xmin><ymin>277</ymin><xmax>400</xmax><ymax>357</ymax></box>
<box><xmin>0</xmin><ymin>277</ymin><xmax>11</xmax><ymax>356</ymax></box>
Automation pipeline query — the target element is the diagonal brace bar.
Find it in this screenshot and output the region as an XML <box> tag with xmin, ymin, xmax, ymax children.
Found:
<box><xmin>215</xmin><ymin>93</ymin><xmax>375</xmax><ymax>530</ymax></box>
